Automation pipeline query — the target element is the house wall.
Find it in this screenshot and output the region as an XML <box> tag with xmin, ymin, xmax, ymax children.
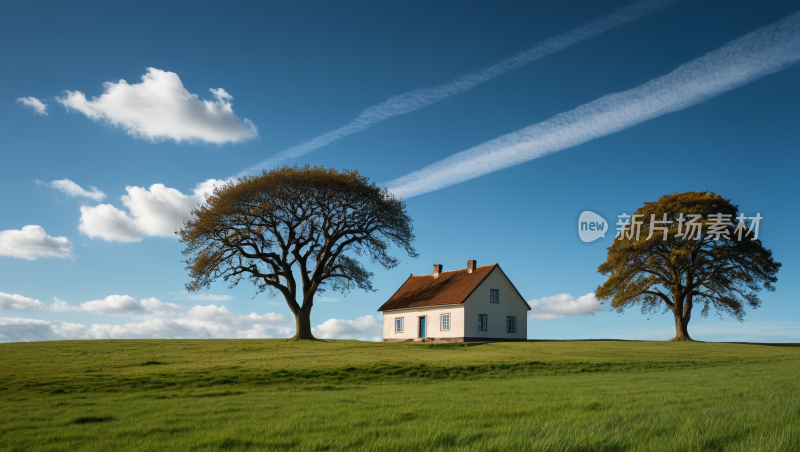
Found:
<box><xmin>463</xmin><ymin>268</ymin><xmax>528</xmax><ymax>340</ymax></box>
<box><xmin>382</xmin><ymin>305</ymin><xmax>465</xmax><ymax>341</ymax></box>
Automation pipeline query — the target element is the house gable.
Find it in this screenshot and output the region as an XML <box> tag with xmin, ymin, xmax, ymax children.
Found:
<box><xmin>462</xmin><ymin>266</ymin><xmax>529</xmax><ymax>339</ymax></box>
<box><xmin>470</xmin><ymin>265</ymin><xmax>530</xmax><ymax>311</ymax></box>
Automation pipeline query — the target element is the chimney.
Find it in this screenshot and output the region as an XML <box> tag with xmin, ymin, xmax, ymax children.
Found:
<box><xmin>467</xmin><ymin>260</ymin><xmax>477</xmax><ymax>273</ymax></box>
<box><xmin>433</xmin><ymin>264</ymin><xmax>443</xmax><ymax>278</ymax></box>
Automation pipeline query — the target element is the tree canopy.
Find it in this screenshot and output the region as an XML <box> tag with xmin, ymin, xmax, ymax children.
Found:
<box><xmin>179</xmin><ymin>165</ymin><xmax>418</xmax><ymax>339</ymax></box>
<box><xmin>595</xmin><ymin>191</ymin><xmax>780</xmax><ymax>341</ymax></box>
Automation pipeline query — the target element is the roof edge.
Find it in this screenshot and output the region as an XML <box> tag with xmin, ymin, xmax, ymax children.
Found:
<box><xmin>378</xmin><ymin>303</ymin><xmax>464</xmax><ymax>313</ymax></box>
<box><xmin>377</xmin><ymin>273</ymin><xmax>414</xmax><ymax>312</ymax></box>
<box><xmin>458</xmin><ymin>263</ymin><xmax>500</xmax><ymax>305</ymax></box>
<box><xmin>409</xmin><ymin>264</ymin><xmax>495</xmax><ymax>278</ymax></box>
<box><xmin>494</xmin><ymin>264</ymin><xmax>531</xmax><ymax>310</ymax></box>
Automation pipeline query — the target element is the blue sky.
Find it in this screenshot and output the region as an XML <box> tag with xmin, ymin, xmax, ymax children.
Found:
<box><xmin>2</xmin><ymin>0</ymin><xmax>799</xmax><ymax>342</ymax></box>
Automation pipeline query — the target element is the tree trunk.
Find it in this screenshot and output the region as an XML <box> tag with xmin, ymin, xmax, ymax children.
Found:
<box><xmin>291</xmin><ymin>308</ymin><xmax>316</xmax><ymax>340</ymax></box>
<box><xmin>671</xmin><ymin>314</ymin><xmax>692</xmax><ymax>341</ymax></box>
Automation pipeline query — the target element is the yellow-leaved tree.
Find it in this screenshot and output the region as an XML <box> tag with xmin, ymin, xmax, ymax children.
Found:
<box><xmin>596</xmin><ymin>191</ymin><xmax>780</xmax><ymax>341</ymax></box>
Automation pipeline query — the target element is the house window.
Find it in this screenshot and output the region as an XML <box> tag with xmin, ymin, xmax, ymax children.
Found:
<box><xmin>507</xmin><ymin>316</ymin><xmax>516</xmax><ymax>333</ymax></box>
<box><xmin>478</xmin><ymin>314</ymin><xmax>488</xmax><ymax>331</ymax></box>
<box><xmin>490</xmin><ymin>289</ymin><xmax>499</xmax><ymax>303</ymax></box>
<box><xmin>395</xmin><ymin>318</ymin><xmax>404</xmax><ymax>333</ymax></box>
<box><xmin>441</xmin><ymin>314</ymin><xmax>450</xmax><ymax>331</ymax></box>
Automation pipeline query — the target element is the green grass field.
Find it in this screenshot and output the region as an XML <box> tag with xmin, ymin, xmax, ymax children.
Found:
<box><xmin>1</xmin><ymin>339</ymin><xmax>798</xmax><ymax>451</ymax></box>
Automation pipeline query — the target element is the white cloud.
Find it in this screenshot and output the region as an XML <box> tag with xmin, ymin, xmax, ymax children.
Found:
<box><xmin>44</xmin><ymin>179</ymin><xmax>106</xmax><ymax>201</ymax></box>
<box><xmin>528</xmin><ymin>293</ymin><xmax>604</xmax><ymax>320</ymax></box>
<box><xmin>0</xmin><ymin>318</ymin><xmax>86</xmax><ymax>342</ymax></box>
<box><xmin>48</xmin><ymin>295</ymin><xmax>235</xmax><ymax>319</ymax></box>
<box><xmin>247</xmin><ymin>312</ymin><xmax>286</xmax><ymax>322</ymax></box>
<box><xmin>122</xmin><ymin>184</ymin><xmax>199</xmax><ymax>236</ymax></box>
<box><xmin>0</xmin><ymin>297</ymin><xmax>290</xmax><ymax>341</ymax></box>
<box><xmin>49</xmin><ymin>297</ymin><xmax>75</xmax><ymax>313</ymax></box>
<box><xmin>56</xmin><ymin>68</ymin><xmax>257</xmax><ymax>144</ymax></box>
<box><xmin>187</xmin><ymin>304</ymin><xmax>233</xmax><ymax>321</ymax></box>
<box><xmin>0</xmin><ymin>292</ymin><xmax>46</xmax><ymax>311</ymax></box>
<box><xmin>192</xmin><ymin>178</ymin><xmax>229</xmax><ymax>202</ymax></box>
<box><xmin>82</xmin><ymin>319</ymin><xmax>191</xmax><ymax>340</ymax></box>
<box><xmin>244</xmin><ymin>325</ymin><xmax>295</xmax><ymax>339</ymax></box>
<box><xmin>78</xmin><ymin>179</ymin><xmax>227</xmax><ymax>242</ymax></box>
<box><xmin>140</xmin><ymin>297</ymin><xmax>182</xmax><ymax>315</ymax></box>
<box><xmin>312</xmin><ymin>315</ymin><xmax>382</xmax><ymax>340</ymax></box>
<box><xmin>0</xmin><ymin>225</ymin><xmax>75</xmax><ymax>260</ymax></box>
<box><xmin>236</xmin><ymin>0</ymin><xmax>675</xmax><ymax>177</ymax></box>
<box><xmin>386</xmin><ymin>12</ymin><xmax>800</xmax><ymax>198</ymax></box>
<box><xmin>166</xmin><ymin>291</ymin><xmax>233</xmax><ymax>301</ymax></box>
<box><xmin>77</xmin><ymin>296</ymin><xmax>184</xmax><ymax>316</ymax></box>
<box><xmin>182</xmin><ymin>304</ymin><xmax>286</xmax><ymax>324</ymax></box>
<box><xmin>0</xmin><ymin>311</ymin><xmax>388</xmax><ymax>342</ymax></box>
<box><xmin>79</xmin><ymin>204</ymin><xmax>141</xmax><ymax>242</ymax></box>
<box><xmin>49</xmin><ymin>296</ymin><xmax>181</xmax><ymax>316</ymax></box>
<box><xmin>75</xmin><ymin>303</ymin><xmax>286</xmax><ymax>340</ymax></box>
<box><xmin>16</xmin><ymin>96</ymin><xmax>48</xmax><ymax>115</ymax></box>
<box><xmin>79</xmin><ymin>295</ymin><xmax>144</xmax><ymax>315</ymax></box>
<box><xmin>78</xmin><ymin>310</ymin><xmax>287</xmax><ymax>340</ymax></box>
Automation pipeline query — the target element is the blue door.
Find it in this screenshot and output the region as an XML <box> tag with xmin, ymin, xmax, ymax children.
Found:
<box><xmin>419</xmin><ymin>316</ymin><xmax>426</xmax><ymax>338</ymax></box>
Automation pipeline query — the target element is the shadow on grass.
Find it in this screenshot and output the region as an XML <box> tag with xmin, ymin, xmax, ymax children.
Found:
<box><xmin>420</xmin><ymin>342</ymin><xmax>490</xmax><ymax>349</ymax></box>
<box><xmin>525</xmin><ymin>339</ymin><xmax>648</xmax><ymax>342</ymax></box>
<box><xmin>71</xmin><ymin>416</ymin><xmax>114</xmax><ymax>425</ymax></box>
<box><xmin>720</xmin><ymin>342</ymin><xmax>800</xmax><ymax>348</ymax></box>
<box><xmin>219</xmin><ymin>438</ymin><xmax>257</xmax><ymax>450</ymax></box>
<box><xmin>193</xmin><ymin>390</ymin><xmax>244</xmax><ymax>398</ymax></box>
<box><xmin>524</xmin><ymin>339</ymin><xmax>800</xmax><ymax>347</ymax></box>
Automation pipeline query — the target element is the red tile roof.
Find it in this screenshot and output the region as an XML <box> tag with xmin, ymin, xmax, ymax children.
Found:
<box><xmin>378</xmin><ymin>264</ymin><xmax>498</xmax><ymax>312</ymax></box>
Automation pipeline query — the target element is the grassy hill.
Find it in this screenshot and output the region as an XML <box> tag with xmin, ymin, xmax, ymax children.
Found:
<box><xmin>1</xmin><ymin>339</ymin><xmax>798</xmax><ymax>451</ymax></box>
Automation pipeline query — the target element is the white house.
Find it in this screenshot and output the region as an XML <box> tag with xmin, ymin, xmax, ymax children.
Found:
<box><xmin>378</xmin><ymin>260</ymin><xmax>530</xmax><ymax>342</ymax></box>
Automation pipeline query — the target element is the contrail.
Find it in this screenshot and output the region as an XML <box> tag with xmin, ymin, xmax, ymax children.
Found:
<box><xmin>386</xmin><ymin>11</ymin><xmax>800</xmax><ymax>199</ymax></box>
<box><xmin>236</xmin><ymin>0</ymin><xmax>677</xmax><ymax>177</ymax></box>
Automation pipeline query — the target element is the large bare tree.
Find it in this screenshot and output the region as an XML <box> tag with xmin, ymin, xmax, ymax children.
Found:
<box><xmin>596</xmin><ymin>191</ymin><xmax>780</xmax><ymax>341</ymax></box>
<box><xmin>179</xmin><ymin>165</ymin><xmax>418</xmax><ymax>340</ymax></box>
